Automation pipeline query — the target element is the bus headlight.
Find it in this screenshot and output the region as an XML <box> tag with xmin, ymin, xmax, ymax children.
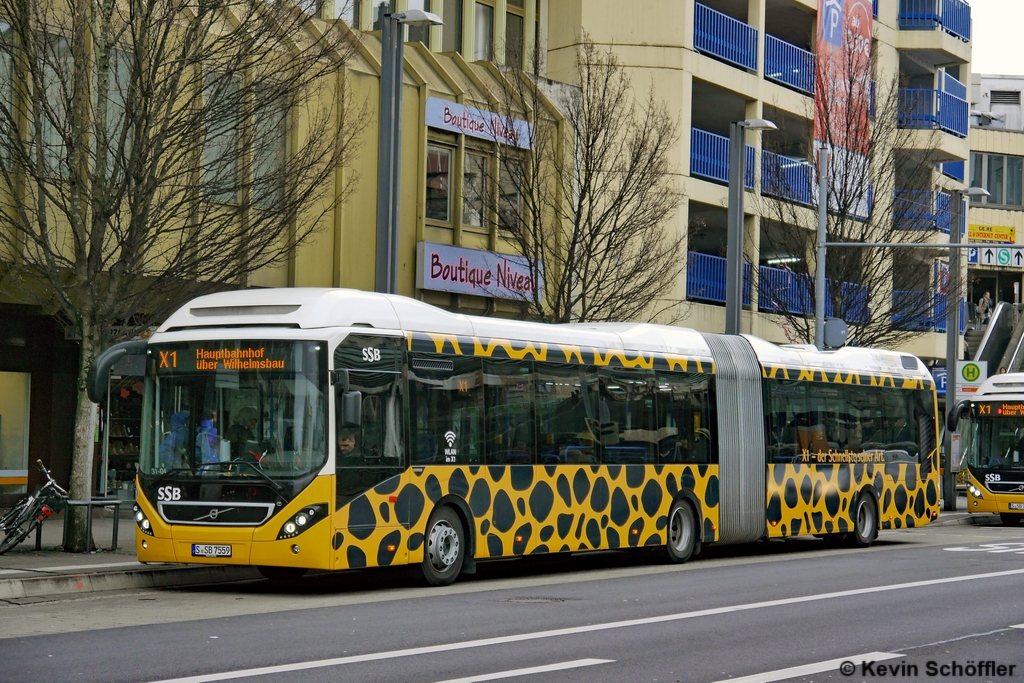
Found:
<box><xmin>277</xmin><ymin>504</ymin><xmax>327</xmax><ymax>540</ymax></box>
<box><xmin>967</xmin><ymin>483</ymin><xmax>984</xmax><ymax>499</ymax></box>
<box><xmin>133</xmin><ymin>504</ymin><xmax>155</xmax><ymax>536</ymax></box>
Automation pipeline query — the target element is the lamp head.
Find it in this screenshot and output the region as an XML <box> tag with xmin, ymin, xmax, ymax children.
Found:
<box><xmin>396</xmin><ymin>9</ymin><xmax>443</xmax><ymax>25</ymax></box>
<box><xmin>962</xmin><ymin>186</ymin><xmax>990</xmax><ymax>198</ymax></box>
<box><xmin>740</xmin><ymin>118</ymin><xmax>778</xmax><ymax>132</ymax></box>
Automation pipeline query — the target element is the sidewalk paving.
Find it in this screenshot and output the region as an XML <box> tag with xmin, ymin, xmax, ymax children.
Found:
<box><xmin>0</xmin><ymin>495</ymin><xmax>1007</xmax><ymax>602</ymax></box>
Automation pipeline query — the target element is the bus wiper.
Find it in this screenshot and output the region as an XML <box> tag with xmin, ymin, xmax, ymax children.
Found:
<box><xmin>199</xmin><ymin>461</ymin><xmax>287</xmax><ymax>497</ymax></box>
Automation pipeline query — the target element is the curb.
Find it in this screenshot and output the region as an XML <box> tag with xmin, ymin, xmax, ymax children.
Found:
<box><xmin>0</xmin><ymin>564</ymin><xmax>261</xmax><ymax>601</ymax></box>
<box><xmin>930</xmin><ymin>513</ymin><xmax>1002</xmax><ymax>527</ymax></box>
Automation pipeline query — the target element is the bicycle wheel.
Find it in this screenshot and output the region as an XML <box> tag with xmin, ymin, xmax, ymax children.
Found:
<box><xmin>0</xmin><ymin>503</ymin><xmax>39</xmax><ymax>555</ymax></box>
<box><xmin>0</xmin><ymin>497</ymin><xmax>30</xmax><ymax>531</ymax></box>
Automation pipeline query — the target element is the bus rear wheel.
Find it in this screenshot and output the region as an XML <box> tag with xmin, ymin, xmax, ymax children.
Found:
<box><xmin>665</xmin><ymin>500</ymin><xmax>697</xmax><ymax>563</ymax></box>
<box><xmin>421</xmin><ymin>506</ymin><xmax>465</xmax><ymax>586</ymax></box>
<box><xmin>1000</xmin><ymin>513</ymin><xmax>1023</xmax><ymax>526</ymax></box>
<box><xmin>848</xmin><ymin>494</ymin><xmax>878</xmax><ymax>548</ymax></box>
<box><xmin>257</xmin><ymin>566</ymin><xmax>308</xmax><ymax>582</ymax></box>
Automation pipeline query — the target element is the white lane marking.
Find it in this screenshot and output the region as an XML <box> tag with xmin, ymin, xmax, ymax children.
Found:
<box><xmin>1011</xmin><ymin>624</ymin><xmax>1024</xmax><ymax>629</ymax></box>
<box><xmin>146</xmin><ymin>567</ymin><xmax>1024</xmax><ymax>683</ymax></box>
<box><xmin>944</xmin><ymin>542</ymin><xmax>1024</xmax><ymax>554</ymax></box>
<box><xmin>433</xmin><ymin>658</ymin><xmax>613</xmax><ymax>683</ymax></box>
<box><xmin>0</xmin><ymin>561</ymin><xmax>153</xmax><ymax>576</ymax></box>
<box><xmin>710</xmin><ymin>652</ymin><xmax>902</xmax><ymax>683</ymax></box>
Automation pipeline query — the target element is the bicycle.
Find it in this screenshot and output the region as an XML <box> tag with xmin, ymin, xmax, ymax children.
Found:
<box><xmin>0</xmin><ymin>460</ymin><xmax>69</xmax><ymax>554</ymax></box>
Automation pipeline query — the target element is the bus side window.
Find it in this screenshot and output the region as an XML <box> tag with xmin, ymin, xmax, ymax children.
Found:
<box><xmin>408</xmin><ymin>354</ymin><xmax>483</xmax><ymax>465</ymax></box>
<box><xmin>534</xmin><ymin>364</ymin><xmax>599</xmax><ymax>464</ymax></box>
<box><xmin>484</xmin><ymin>360</ymin><xmax>535</xmax><ymax>465</ymax></box>
<box><xmin>656</xmin><ymin>371</ymin><xmax>713</xmax><ymax>464</ymax></box>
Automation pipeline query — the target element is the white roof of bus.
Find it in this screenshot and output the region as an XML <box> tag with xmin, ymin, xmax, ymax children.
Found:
<box><xmin>154</xmin><ymin>288</ymin><xmax>928</xmax><ymax>377</ymax></box>
<box><xmin>972</xmin><ymin>373</ymin><xmax>1024</xmax><ymax>399</ymax></box>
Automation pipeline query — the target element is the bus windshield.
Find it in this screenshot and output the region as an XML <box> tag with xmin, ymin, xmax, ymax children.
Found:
<box><xmin>964</xmin><ymin>409</ymin><xmax>1024</xmax><ymax>472</ymax></box>
<box><xmin>139</xmin><ymin>340</ymin><xmax>328</xmax><ymax>481</ymax></box>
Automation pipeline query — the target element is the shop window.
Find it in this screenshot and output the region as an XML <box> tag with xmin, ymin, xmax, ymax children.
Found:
<box><xmin>407</xmin><ymin>0</ymin><xmax>432</xmax><ymax>46</ymax></box>
<box><xmin>253</xmin><ymin>88</ymin><xmax>288</xmax><ymax>208</ymax></box>
<box><xmin>426</xmin><ymin>145</ymin><xmax>452</xmax><ymax>222</ymax></box>
<box><xmin>204</xmin><ymin>73</ymin><xmax>241</xmax><ymax>203</ymax></box>
<box><xmin>970</xmin><ymin>153</ymin><xmax>984</xmax><ymax>203</ymax></box>
<box><xmin>987</xmin><ymin>155</ymin><xmax>1004</xmax><ymax>205</ymax></box>
<box><xmin>442</xmin><ymin>0</ymin><xmax>462</xmax><ymax>52</ymax></box>
<box><xmin>1008</xmin><ymin>157</ymin><xmax>1023</xmax><ymax>206</ymax></box>
<box><xmin>104</xmin><ymin>376</ymin><xmax>144</xmax><ymax>498</ymax></box>
<box><xmin>0</xmin><ymin>371</ymin><xmax>30</xmax><ymax>495</ymax></box>
<box><xmin>505</xmin><ymin>10</ymin><xmax>524</xmax><ymax>69</ymax></box>
<box><xmin>498</xmin><ymin>156</ymin><xmax>522</xmax><ymax>232</ymax></box>
<box><xmin>474</xmin><ymin>2</ymin><xmax>494</xmax><ymax>61</ymax></box>
<box><xmin>463</xmin><ymin>152</ymin><xmax>488</xmax><ymax>228</ymax></box>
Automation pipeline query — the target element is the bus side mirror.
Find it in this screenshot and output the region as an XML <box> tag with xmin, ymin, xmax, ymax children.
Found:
<box><xmin>333</xmin><ymin>370</ymin><xmax>362</xmax><ymax>427</ymax></box>
<box><xmin>340</xmin><ymin>390</ymin><xmax>362</xmax><ymax>427</ymax></box>
<box><xmin>946</xmin><ymin>399</ymin><xmax>971</xmax><ymax>432</ymax></box>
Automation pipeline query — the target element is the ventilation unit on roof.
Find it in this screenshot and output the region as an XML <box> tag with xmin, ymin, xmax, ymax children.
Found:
<box><xmin>190</xmin><ymin>305</ymin><xmax>301</xmax><ymax>316</ymax></box>
<box><xmin>990</xmin><ymin>90</ymin><xmax>1021</xmax><ymax>105</ymax></box>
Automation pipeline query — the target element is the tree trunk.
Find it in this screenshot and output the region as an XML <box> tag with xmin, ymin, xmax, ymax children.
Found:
<box><xmin>64</xmin><ymin>332</ymin><xmax>100</xmax><ymax>553</ymax></box>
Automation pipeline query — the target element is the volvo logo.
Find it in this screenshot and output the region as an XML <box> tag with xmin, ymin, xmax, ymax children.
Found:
<box><xmin>194</xmin><ymin>507</ymin><xmax>235</xmax><ymax>522</ymax></box>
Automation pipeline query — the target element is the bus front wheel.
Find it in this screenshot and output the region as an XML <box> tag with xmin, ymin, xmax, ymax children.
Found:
<box><xmin>665</xmin><ymin>500</ymin><xmax>698</xmax><ymax>563</ymax></box>
<box><xmin>849</xmin><ymin>494</ymin><xmax>878</xmax><ymax>548</ymax></box>
<box><xmin>1000</xmin><ymin>513</ymin><xmax>1023</xmax><ymax>526</ymax></box>
<box><xmin>421</xmin><ymin>506</ymin><xmax>465</xmax><ymax>586</ymax></box>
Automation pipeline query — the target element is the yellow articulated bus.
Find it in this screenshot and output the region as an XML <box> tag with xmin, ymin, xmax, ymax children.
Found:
<box><xmin>90</xmin><ymin>289</ymin><xmax>940</xmax><ymax>585</ymax></box>
<box><xmin>948</xmin><ymin>374</ymin><xmax>1024</xmax><ymax>525</ymax></box>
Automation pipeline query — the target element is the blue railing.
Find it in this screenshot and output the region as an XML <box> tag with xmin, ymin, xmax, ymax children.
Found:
<box><xmin>939</xmin><ymin>160</ymin><xmax>965</xmax><ymax>182</ymax></box>
<box><xmin>869</xmin><ymin>80</ymin><xmax>877</xmax><ymax>119</ymax></box>
<box><xmin>758</xmin><ymin>265</ymin><xmax>812</xmax><ymax>315</ymax></box>
<box><xmin>764</xmin><ymin>35</ymin><xmax>815</xmax><ymax>95</ymax></box>
<box><xmin>898</xmin><ymin>88</ymin><xmax>968</xmax><ymax>137</ymax></box>
<box><xmin>829</xmin><ymin>281</ymin><xmax>872</xmax><ymax>324</ymax></box>
<box><xmin>941</xmin><ymin>0</ymin><xmax>971</xmax><ymax>41</ymax></box>
<box><xmin>690</xmin><ymin>128</ymin><xmax>755</xmax><ymax>188</ymax></box>
<box><xmin>761</xmin><ymin>150</ymin><xmax>815</xmax><ymax>206</ymax></box>
<box><xmin>893</xmin><ymin>291</ymin><xmax>966</xmax><ymax>333</ymax></box>
<box><xmin>687</xmin><ymin>252</ymin><xmax>752</xmax><ymax>306</ymax></box>
<box><xmin>873</xmin><ymin>0</ymin><xmax>878</xmax><ymax>17</ymax></box>
<box><xmin>894</xmin><ymin>190</ymin><xmax>952</xmax><ymax>232</ymax></box>
<box><xmin>898</xmin><ymin>0</ymin><xmax>970</xmax><ymax>41</ymax></box>
<box><xmin>694</xmin><ymin>2</ymin><xmax>758</xmax><ymax>72</ymax></box>
<box><xmin>941</xmin><ymin>71</ymin><xmax>967</xmax><ymax>100</ymax></box>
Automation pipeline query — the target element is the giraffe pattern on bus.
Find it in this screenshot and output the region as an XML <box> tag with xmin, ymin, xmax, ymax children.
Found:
<box><xmin>761</xmin><ymin>364</ymin><xmax>935</xmax><ymax>391</ymax></box>
<box><xmin>329</xmin><ymin>464</ymin><xmax>720</xmax><ymax>570</ymax></box>
<box><xmin>765</xmin><ymin>460</ymin><xmax>940</xmax><ymax>538</ymax></box>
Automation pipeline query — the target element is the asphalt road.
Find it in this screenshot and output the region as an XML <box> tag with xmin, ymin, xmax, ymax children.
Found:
<box><xmin>2</xmin><ymin>523</ymin><xmax>1024</xmax><ymax>683</ymax></box>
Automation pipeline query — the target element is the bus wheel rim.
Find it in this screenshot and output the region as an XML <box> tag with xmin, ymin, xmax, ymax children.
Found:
<box><xmin>428</xmin><ymin>521</ymin><xmax>459</xmax><ymax>570</ymax></box>
<box><xmin>669</xmin><ymin>506</ymin><xmax>692</xmax><ymax>552</ymax></box>
<box><xmin>857</xmin><ymin>500</ymin><xmax>873</xmax><ymax>539</ymax></box>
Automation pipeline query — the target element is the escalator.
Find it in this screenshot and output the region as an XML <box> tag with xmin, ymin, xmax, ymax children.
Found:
<box><xmin>970</xmin><ymin>302</ymin><xmax>1024</xmax><ymax>372</ymax></box>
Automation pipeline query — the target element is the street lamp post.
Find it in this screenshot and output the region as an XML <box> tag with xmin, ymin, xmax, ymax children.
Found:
<box><xmin>375</xmin><ymin>5</ymin><xmax>443</xmax><ymax>295</ymax></box>
<box><xmin>943</xmin><ymin>186</ymin><xmax>990</xmax><ymax>510</ymax></box>
<box><xmin>725</xmin><ymin>118</ymin><xmax>776</xmax><ymax>335</ymax></box>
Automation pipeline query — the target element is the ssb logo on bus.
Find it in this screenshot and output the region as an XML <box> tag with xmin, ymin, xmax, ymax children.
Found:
<box><xmin>361</xmin><ymin>347</ymin><xmax>381</xmax><ymax>362</ymax></box>
<box><xmin>157</xmin><ymin>486</ymin><xmax>182</xmax><ymax>501</ymax></box>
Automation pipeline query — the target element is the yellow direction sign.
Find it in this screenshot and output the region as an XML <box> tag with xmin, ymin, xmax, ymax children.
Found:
<box><xmin>969</xmin><ymin>223</ymin><xmax>1016</xmax><ymax>244</ymax></box>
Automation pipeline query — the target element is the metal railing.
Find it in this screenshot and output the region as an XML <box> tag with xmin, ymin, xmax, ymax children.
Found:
<box><xmin>898</xmin><ymin>0</ymin><xmax>971</xmax><ymax>41</ymax></box>
<box><xmin>758</xmin><ymin>265</ymin><xmax>813</xmax><ymax>315</ymax></box>
<box><xmin>893</xmin><ymin>290</ymin><xmax>966</xmax><ymax>332</ymax></box>
<box><xmin>898</xmin><ymin>88</ymin><xmax>968</xmax><ymax>138</ymax></box>
<box><xmin>690</xmin><ymin>128</ymin><xmax>755</xmax><ymax>188</ymax></box>
<box><xmin>873</xmin><ymin>0</ymin><xmax>879</xmax><ymax>17</ymax></box>
<box><xmin>894</xmin><ymin>190</ymin><xmax>952</xmax><ymax>232</ymax></box>
<box><xmin>761</xmin><ymin>150</ymin><xmax>815</xmax><ymax>206</ymax></box>
<box><xmin>694</xmin><ymin>2</ymin><xmax>758</xmax><ymax>72</ymax></box>
<box><xmin>687</xmin><ymin>252</ymin><xmax>752</xmax><ymax>306</ymax></box>
<box><xmin>828</xmin><ymin>281</ymin><xmax>872</xmax><ymax>324</ymax></box>
<box><xmin>764</xmin><ymin>35</ymin><xmax>814</xmax><ymax>95</ymax></box>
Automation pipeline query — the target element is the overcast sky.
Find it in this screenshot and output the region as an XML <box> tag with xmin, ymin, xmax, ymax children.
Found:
<box><xmin>969</xmin><ymin>0</ymin><xmax>1024</xmax><ymax>76</ymax></box>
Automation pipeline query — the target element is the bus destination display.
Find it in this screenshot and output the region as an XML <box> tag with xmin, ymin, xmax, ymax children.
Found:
<box><xmin>989</xmin><ymin>402</ymin><xmax>1024</xmax><ymax>417</ymax></box>
<box><xmin>156</xmin><ymin>346</ymin><xmax>287</xmax><ymax>372</ymax></box>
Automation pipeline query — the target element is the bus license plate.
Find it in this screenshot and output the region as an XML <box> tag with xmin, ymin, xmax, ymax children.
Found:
<box><xmin>192</xmin><ymin>544</ymin><xmax>232</xmax><ymax>558</ymax></box>
<box><xmin>1009</xmin><ymin>503</ymin><xmax>1024</xmax><ymax>510</ymax></box>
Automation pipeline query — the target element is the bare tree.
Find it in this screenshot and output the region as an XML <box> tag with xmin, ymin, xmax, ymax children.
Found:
<box><xmin>0</xmin><ymin>0</ymin><xmax>363</xmax><ymax>550</ymax></box>
<box><xmin>755</xmin><ymin>43</ymin><xmax>950</xmax><ymax>348</ymax></box>
<box><xmin>492</xmin><ymin>36</ymin><xmax>684</xmax><ymax>324</ymax></box>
